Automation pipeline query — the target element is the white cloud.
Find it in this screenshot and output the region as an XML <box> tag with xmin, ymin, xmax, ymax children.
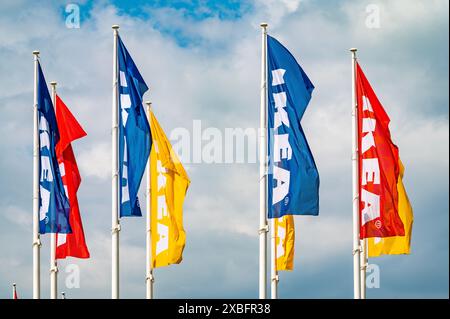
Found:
<box><xmin>77</xmin><ymin>143</ymin><xmax>111</xmax><ymax>180</ymax></box>
<box><xmin>2</xmin><ymin>205</ymin><xmax>31</xmax><ymax>230</ymax></box>
<box><xmin>0</xmin><ymin>0</ymin><xmax>447</xmax><ymax>298</ymax></box>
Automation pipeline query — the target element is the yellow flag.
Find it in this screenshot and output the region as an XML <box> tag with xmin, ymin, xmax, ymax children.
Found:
<box><xmin>275</xmin><ymin>215</ymin><xmax>295</xmax><ymax>271</ymax></box>
<box><xmin>150</xmin><ymin>111</ymin><xmax>190</xmax><ymax>268</ymax></box>
<box><xmin>368</xmin><ymin>160</ymin><xmax>413</xmax><ymax>257</ymax></box>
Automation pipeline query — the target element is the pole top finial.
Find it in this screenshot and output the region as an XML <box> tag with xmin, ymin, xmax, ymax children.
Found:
<box><xmin>350</xmin><ymin>48</ymin><xmax>358</xmax><ymax>52</ymax></box>
<box><xmin>260</xmin><ymin>22</ymin><xmax>268</xmax><ymax>28</ymax></box>
<box><xmin>32</xmin><ymin>50</ymin><xmax>40</xmax><ymax>56</ymax></box>
<box><xmin>112</xmin><ymin>24</ymin><xmax>120</xmax><ymax>30</ymax></box>
<box><xmin>50</xmin><ymin>81</ymin><xmax>57</xmax><ymax>86</ymax></box>
<box><xmin>145</xmin><ymin>101</ymin><xmax>152</xmax><ymax>106</ymax></box>
<box><xmin>12</xmin><ymin>283</ymin><xmax>16</xmax><ymax>286</ymax></box>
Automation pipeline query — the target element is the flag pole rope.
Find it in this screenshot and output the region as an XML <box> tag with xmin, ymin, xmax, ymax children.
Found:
<box><xmin>259</xmin><ymin>224</ymin><xmax>269</xmax><ymax>234</ymax></box>
<box><xmin>111</xmin><ymin>224</ymin><xmax>121</xmax><ymax>234</ymax></box>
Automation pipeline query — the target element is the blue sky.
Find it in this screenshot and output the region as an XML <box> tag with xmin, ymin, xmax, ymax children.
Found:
<box><xmin>0</xmin><ymin>0</ymin><xmax>448</xmax><ymax>299</ymax></box>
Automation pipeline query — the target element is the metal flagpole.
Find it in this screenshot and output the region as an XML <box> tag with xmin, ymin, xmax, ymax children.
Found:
<box><xmin>259</xmin><ymin>22</ymin><xmax>269</xmax><ymax>300</ymax></box>
<box><xmin>32</xmin><ymin>50</ymin><xmax>41</xmax><ymax>300</ymax></box>
<box><xmin>360</xmin><ymin>238</ymin><xmax>367</xmax><ymax>298</ymax></box>
<box><xmin>270</xmin><ymin>218</ymin><xmax>278</xmax><ymax>299</ymax></box>
<box><xmin>145</xmin><ymin>101</ymin><xmax>154</xmax><ymax>299</ymax></box>
<box><xmin>50</xmin><ymin>81</ymin><xmax>58</xmax><ymax>300</ymax></box>
<box><xmin>112</xmin><ymin>24</ymin><xmax>120</xmax><ymax>299</ymax></box>
<box><xmin>350</xmin><ymin>48</ymin><xmax>361</xmax><ymax>299</ymax></box>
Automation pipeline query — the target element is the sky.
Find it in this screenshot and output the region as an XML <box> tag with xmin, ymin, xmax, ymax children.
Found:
<box><xmin>0</xmin><ymin>0</ymin><xmax>448</xmax><ymax>299</ymax></box>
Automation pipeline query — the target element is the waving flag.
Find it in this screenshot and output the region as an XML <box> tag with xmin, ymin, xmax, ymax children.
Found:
<box><xmin>267</xmin><ymin>35</ymin><xmax>319</xmax><ymax>219</ymax></box>
<box><xmin>37</xmin><ymin>62</ymin><xmax>71</xmax><ymax>234</ymax></box>
<box><xmin>55</xmin><ymin>95</ymin><xmax>90</xmax><ymax>259</ymax></box>
<box><xmin>356</xmin><ymin>62</ymin><xmax>406</xmax><ymax>238</ymax></box>
<box><xmin>149</xmin><ymin>111</ymin><xmax>190</xmax><ymax>268</ymax></box>
<box><xmin>368</xmin><ymin>159</ymin><xmax>413</xmax><ymax>256</ymax></box>
<box><xmin>117</xmin><ymin>36</ymin><xmax>151</xmax><ymax>217</ymax></box>
<box><xmin>12</xmin><ymin>284</ymin><xmax>18</xmax><ymax>299</ymax></box>
<box><xmin>275</xmin><ymin>215</ymin><xmax>295</xmax><ymax>271</ymax></box>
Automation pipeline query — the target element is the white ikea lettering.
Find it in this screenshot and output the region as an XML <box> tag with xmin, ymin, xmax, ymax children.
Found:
<box><xmin>119</xmin><ymin>71</ymin><xmax>131</xmax><ymax>126</ymax></box>
<box><xmin>276</xmin><ymin>223</ymin><xmax>286</xmax><ymax>258</ymax></box>
<box><xmin>156</xmin><ymin>154</ymin><xmax>169</xmax><ymax>255</ymax></box>
<box><xmin>272</xmin><ymin>69</ymin><xmax>286</xmax><ymax>86</ymax></box>
<box><xmin>273</xmin><ymin>134</ymin><xmax>292</xmax><ymax>163</ymax></box>
<box><xmin>120</xmin><ymin>95</ymin><xmax>131</xmax><ymax>125</ymax></box>
<box><xmin>121</xmin><ymin>141</ymin><xmax>129</xmax><ymax>204</ymax></box>
<box><xmin>39</xmin><ymin>133</ymin><xmax>50</xmax><ymax>151</ymax></box>
<box><xmin>361</xmin><ymin>188</ymin><xmax>380</xmax><ymax>225</ymax></box>
<box><xmin>156</xmin><ymin>223</ymin><xmax>169</xmax><ymax>255</ymax></box>
<box><xmin>119</xmin><ymin>70</ymin><xmax>132</xmax><ymax>204</ymax></box>
<box><xmin>271</xmin><ymin>68</ymin><xmax>292</xmax><ymax>206</ymax></box>
<box><xmin>361</xmin><ymin>158</ymin><xmax>380</xmax><ymax>186</ymax></box>
<box><xmin>360</xmin><ymin>95</ymin><xmax>381</xmax><ymax>225</ymax></box>
<box><xmin>119</xmin><ymin>71</ymin><xmax>128</xmax><ymax>87</ymax></box>
<box><xmin>362</xmin><ymin>96</ymin><xmax>373</xmax><ymax>111</ymax></box>
<box><xmin>273</xmin><ymin>92</ymin><xmax>289</xmax><ymax>129</ymax></box>
<box><xmin>59</xmin><ymin>162</ymin><xmax>69</xmax><ymax>196</ymax></box>
<box><xmin>40</xmin><ymin>155</ymin><xmax>53</xmax><ymax>182</ymax></box>
<box><xmin>157</xmin><ymin>195</ymin><xmax>168</xmax><ymax>219</ymax></box>
<box><xmin>157</xmin><ymin>160</ymin><xmax>167</xmax><ymax>190</ymax></box>
<box><xmin>39</xmin><ymin>116</ymin><xmax>53</xmax><ymax>222</ymax></box>
<box><xmin>39</xmin><ymin>187</ymin><xmax>50</xmax><ymax>221</ymax></box>
<box><xmin>272</xmin><ymin>166</ymin><xmax>290</xmax><ymax>204</ymax></box>
<box><xmin>57</xmin><ymin>233</ymin><xmax>67</xmax><ymax>247</ymax></box>
<box><xmin>361</xmin><ymin>118</ymin><xmax>376</xmax><ymax>154</ymax></box>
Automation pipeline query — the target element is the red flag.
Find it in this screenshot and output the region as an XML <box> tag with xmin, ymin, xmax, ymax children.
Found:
<box><xmin>356</xmin><ymin>62</ymin><xmax>405</xmax><ymax>238</ymax></box>
<box><xmin>13</xmin><ymin>284</ymin><xmax>18</xmax><ymax>299</ymax></box>
<box><xmin>55</xmin><ymin>95</ymin><xmax>90</xmax><ymax>259</ymax></box>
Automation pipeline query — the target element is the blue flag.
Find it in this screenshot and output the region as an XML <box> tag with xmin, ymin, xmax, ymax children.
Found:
<box><xmin>37</xmin><ymin>62</ymin><xmax>71</xmax><ymax>233</ymax></box>
<box><xmin>267</xmin><ymin>35</ymin><xmax>319</xmax><ymax>219</ymax></box>
<box><xmin>117</xmin><ymin>36</ymin><xmax>151</xmax><ymax>217</ymax></box>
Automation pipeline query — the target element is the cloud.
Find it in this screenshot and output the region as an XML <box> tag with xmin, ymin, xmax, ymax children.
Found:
<box><xmin>0</xmin><ymin>0</ymin><xmax>448</xmax><ymax>299</ymax></box>
<box><xmin>2</xmin><ymin>205</ymin><xmax>31</xmax><ymax>230</ymax></box>
<box><xmin>78</xmin><ymin>143</ymin><xmax>111</xmax><ymax>180</ymax></box>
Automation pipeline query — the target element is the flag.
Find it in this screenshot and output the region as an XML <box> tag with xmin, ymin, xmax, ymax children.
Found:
<box><xmin>55</xmin><ymin>95</ymin><xmax>90</xmax><ymax>259</ymax></box>
<box><xmin>356</xmin><ymin>62</ymin><xmax>406</xmax><ymax>238</ymax></box>
<box><xmin>12</xmin><ymin>284</ymin><xmax>18</xmax><ymax>299</ymax></box>
<box><xmin>267</xmin><ymin>35</ymin><xmax>319</xmax><ymax>219</ymax></box>
<box><xmin>275</xmin><ymin>215</ymin><xmax>295</xmax><ymax>271</ymax></box>
<box><xmin>117</xmin><ymin>35</ymin><xmax>151</xmax><ymax>217</ymax></box>
<box><xmin>149</xmin><ymin>111</ymin><xmax>190</xmax><ymax>268</ymax></box>
<box><xmin>37</xmin><ymin>62</ymin><xmax>71</xmax><ymax>234</ymax></box>
<box><xmin>368</xmin><ymin>159</ymin><xmax>413</xmax><ymax>256</ymax></box>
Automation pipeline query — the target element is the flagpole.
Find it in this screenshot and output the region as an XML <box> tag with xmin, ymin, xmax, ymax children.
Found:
<box><xmin>32</xmin><ymin>50</ymin><xmax>41</xmax><ymax>300</ymax></box>
<box><xmin>50</xmin><ymin>81</ymin><xmax>58</xmax><ymax>300</ymax></box>
<box><xmin>259</xmin><ymin>22</ymin><xmax>268</xmax><ymax>300</ymax></box>
<box><xmin>270</xmin><ymin>218</ymin><xmax>278</xmax><ymax>299</ymax></box>
<box><xmin>350</xmin><ymin>48</ymin><xmax>361</xmax><ymax>299</ymax></box>
<box><xmin>360</xmin><ymin>238</ymin><xmax>367</xmax><ymax>299</ymax></box>
<box><xmin>145</xmin><ymin>101</ymin><xmax>154</xmax><ymax>299</ymax></box>
<box><xmin>112</xmin><ymin>24</ymin><xmax>121</xmax><ymax>299</ymax></box>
